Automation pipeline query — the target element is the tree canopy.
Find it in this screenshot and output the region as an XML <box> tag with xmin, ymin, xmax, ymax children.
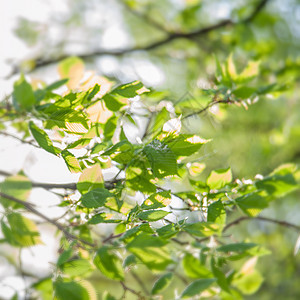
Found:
<box><xmin>0</xmin><ymin>0</ymin><xmax>300</xmax><ymax>299</ymax></box>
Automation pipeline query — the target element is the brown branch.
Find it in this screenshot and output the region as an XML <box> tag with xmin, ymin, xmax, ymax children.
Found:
<box><xmin>120</xmin><ymin>281</ymin><xmax>143</xmax><ymax>298</ymax></box>
<box><xmin>0</xmin><ymin>169</ymin><xmax>117</xmax><ymax>191</ymax></box>
<box><xmin>182</xmin><ymin>99</ymin><xmax>233</xmax><ymax>120</ymax></box>
<box><xmin>102</xmin><ymin>232</ymin><xmax>124</xmax><ymax>243</ymax></box>
<box><xmin>0</xmin><ymin>131</ymin><xmax>40</xmax><ymax>149</ymax></box>
<box><xmin>224</xmin><ymin>216</ymin><xmax>300</xmax><ymax>232</ymax></box>
<box><xmin>0</xmin><ymin>192</ymin><xmax>96</xmax><ymax>247</ymax></box>
<box><xmin>6</xmin><ymin>0</ymin><xmax>269</xmax><ymax>77</ymax></box>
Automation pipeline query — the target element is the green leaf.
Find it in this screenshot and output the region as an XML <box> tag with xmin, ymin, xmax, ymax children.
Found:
<box><xmin>151</xmin><ymin>273</ymin><xmax>173</xmax><ymax>295</ymax></box>
<box><xmin>93</xmin><ymin>246</ymin><xmax>124</xmax><ymax>280</ymax></box>
<box><xmin>144</xmin><ymin>139</ymin><xmax>177</xmax><ymax>178</ymax></box>
<box><xmin>182</xmin><ymin>254</ymin><xmax>213</xmax><ymax>279</ymax></box>
<box><xmin>67</xmin><ymin>138</ymin><xmax>91</xmax><ymax>149</ymax></box>
<box><xmin>126</xmin><ymin>233</ymin><xmax>173</xmax><ymax>271</ymax></box>
<box><xmin>123</xmin><ymin>254</ymin><xmax>137</xmax><ymax>268</ymax></box>
<box><xmin>103</xmin><ymin>94</ymin><xmax>126</xmax><ymax>112</ymax></box>
<box><xmin>61</xmin><ymin>150</ymin><xmax>82</xmax><ymax>173</ymax></box>
<box><xmin>104</xmin><ymin>116</ymin><xmax>117</xmax><ymax>140</ymax></box>
<box><xmin>77</xmin><ymin>164</ymin><xmax>104</xmax><ymax>194</ymax></box>
<box><xmin>13</xmin><ymin>74</ymin><xmax>36</xmax><ymax>109</ymax></box>
<box><xmin>80</xmin><ymin>188</ymin><xmax>113</xmax><ymax>208</ymax></box>
<box><xmin>137</xmin><ymin>210</ymin><xmax>170</xmax><ymax>221</ymax></box>
<box><xmin>0</xmin><ymin>174</ymin><xmax>32</xmax><ymax>208</ymax></box>
<box><xmin>29</xmin><ymin>121</ymin><xmax>60</xmax><ymax>155</ymax></box>
<box><xmin>2</xmin><ymin>213</ymin><xmax>42</xmax><ymax>247</ymax></box>
<box><xmin>112</xmin><ymin>80</ymin><xmax>145</xmax><ymax>98</ymax></box>
<box><xmin>148</xmin><ymin>107</ymin><xmax>170</xmax><ymax>133</ymax></box>
<box><xmin>32</xmin><ymin>278</ymin><xmax>53</xmax><ymax>300</ymax></box>
<box><xmin>57</xmin><ymin>249</ymin><xmax>73</xmax><ymax>267</ymax></box>
<box><xmin>126</xmin><ymin>159</ymin><xmax>157</xmax><ymax>193</ymax></box>
<box><xmin>54</xmin><ymin>278</ymin><xmax>97</xmax><ymax>300</ymax></box>
<box><xmin>156</xmin><ymin>223</ymin><xmax>179</xmax><ymax>239</ymax></box>
<box><xmin>88</xmin><ymin>213</ymin><xmax>121</xmax><ymax>224</ymax></box>
<box><xmin>120</xmin><ymin>223</ymin><xmax>154</xmax><ymax>243</ymax></box>
<box><xmin>233</xmin><ymin>269</ymin><xmax>264</xmax><ymax>295</ymax></box>
<box><xmin>232</xmin><ymin>258</ymin><xmax>264</xmax><ymax>295</ymax></box>
<box><xmin>211</xmin><ymin>258</ymin><xmax>230</xmax><ymax>292</ymax></box>
<box><xmin>46</xmin><ymin>109</ymin><xmax>89</xmax><ymax>132</ymax></box>
<box><xmin>61</xmin><ymin>259</ymin><xmax>93</xmax><ymax>277</ymax></box>
<box><xmin>184</xmin><ymin>222</ymin><xmax>222</xmax><ymax>237</ymax></box>
<box><xmin>164</xmin><ymin>134</ymin><xmax>210</xmax><ymax>156</ymax></box>
<box><xmin>236</xmin><ymin>192</ymin><xmax>269</xmax><ymax>217</ymax></box>
<box><xmin>233</xmin><ymin>86</ymin><xmax>257</xmax><ymax>99</ymax></box>
<box><xmin>141</xmin><ymin>191</ymin><xmax>172</xmax><ymax>210</ymax></box>
<box><xmin>217</xmin><ymin>243</ymin><xmax>257</xmax><ymax>253</ymax></box>
<box><xmin>207</xmin><ymin>200</ymin><xmax>226</xmax><ymax>225</ymax></box>
<box><xmin>102</xmin><ymin>291</ymin><xmax>117</xmax><ymax>300</ymax></box>
<box><xmin>207</xmin><ymin>167</ymin><xmax>232</xmax><ymax>190</ymax></box>
<box><xmin>255</xmin><ymin>164</ymin><xmax>299</xmax><ymax>198</ymax></box>
<box><xmin>103</xmin><ymin>140</ymin><xmax>134</xmax><ymax>164</ymax></box>
<box><xmin>46</xmin><ymin>79</ymin><xmax>69</xmax><ymax>91</ymax></box>
<box><xmin>180</xmin><ymin>278</ymin><xmax>216</xmax><ymax>299</ymax></box>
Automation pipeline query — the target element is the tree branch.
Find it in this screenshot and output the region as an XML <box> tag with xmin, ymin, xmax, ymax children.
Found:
<box><xmin>0</xmin><ymin>169</ymin><xmax>117</xmax><ymax>191</ymax></box>
<box><xmin>0</xmin><ymin>192</ymin><xmax>96</xmax><ymax>247</ymax></box>
<box><xmin>224</xmin><ymin>216</ymin><xmax>300</xmax><ymax>232</ymax></box>
<box><xmin>181</xmin><ymin>99</ymin><xmax>233</xmax><ymax>120</ymax></box>
<box><xmin>0</xmin><ymin>131</ymin><xmax>40</xmax><ymax>149</ymax></box>
<box><xmin>6</xmin><ymin>0</ymin><xmax>269</xmax><ymax>78</ymax></box>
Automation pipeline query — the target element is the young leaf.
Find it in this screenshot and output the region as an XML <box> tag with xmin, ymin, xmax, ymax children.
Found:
<box><xmin>137</xmin><ymin>210</ymin><xmax>170</xmax><ymax>221</ymax></box>
<box><xmin>126</xmin><ymin>233</ymin><xmax>173</xmax><ymax>271</ymax></box>
<box><xmin>2</xmin><ymin>213</ymin><xmax>42</xmax><ymax>247</ymax></box>
<box><xmin>255</xmin><ymin>164</ymin><xmax>298</xmax><ymax>198</ymax></box>
<box><xmin>32</xmin><ymin>277</ymin><xmax>53</xmax><ymax>300</ymax></box>
<box><xmin>180</xmin><ymin>278</ymin><xmax>216</xmax><ymax>299</ymax></box>
<box><xmin>13</xmin><ymin>74</ymin><xmax>36</xmax><ymax>109</ymax></box>
<box><xmin>0</xmin><ymin>174</ymin><xmax>32</xmax><ymax>208</ymax></box>
<box><xmin>207</xmin><ymin>200</ymin><xmax>226</xmax><ymax>225</ymax></box>
<box><xmin>93</xmin><ymin>246</ymin><xmax>124</xmax><ymax>280</ymax></box>
<box><xmin>182</xmin><ymin>254</ymin><xmax>213</xmax><ymax>279</ymax></box>
<box><xmin>184</xmin><ymin>222</ymin><xmax>222</xmax><ymax>237</ymax></box>
<box><xmin>112</xmin><ymin>80</ymin><xmax>145</xmax><ymax>98</ymax></box>
<box><xmin>77</xmin><ymin>164</ymin><xmax>104</xmax><ymax>194</ymax></box>
<box><xmin>29</xmin><ymin>121</ymin><xmax>60</xmax><ymax>155</ymax></box>
<box><xmin>143</xmin><ymin>139</ymin><xmax>177</xmax><ymax>178</ymax></box>
<box><xmin>88</xmin><ymin>213</ymin><xmax>121</xmax><ymax>224</ymax></box>
<box><xmin>61</xmin><ymin>150</ymin><xmax>82</xmax><ymax>173</ymax></box>
<box><xmin>61</xmin><ymin>259</ymin><xmax>93</xmax><ymax>277</ymax></box>
<box><xmin>235</xmin><ymin>192</ymin><xmax>269</xmax><ymax>217</ymax></box>
<box><xmin>141</xmin><ymin>191</ymin><xmax>172</xmax><ymax>210</ymax></box>
<box><xmin>164</xmin><ymin>134</ymin><xmax>210</xmax><ymax>157</ymax></box>
<box><xmin>211</xmin><ymin>258</ymin><xmax>230</xmax><ymax>292</ymax></box>
<box><xmin>54</xmin><ymin>278</ymin><xmax>97</xmax><ymax>300</ymax></box>
<box><xmin>151</xmin><ymin>273</ymin><xmax>173</xmax><ymax>295</ymax></box>
<box><xmin>207</xmin><ymin>167</ymin><xmax>232</xmax><ymax>190</ymax></box>
<box><xmin>80</xmin><ymin>188</ymin><xmax>113</xmax><ymax>208</ymax></box>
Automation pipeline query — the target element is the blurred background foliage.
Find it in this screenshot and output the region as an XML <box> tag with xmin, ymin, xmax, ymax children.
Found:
<box><xmin>4</xmin><ymin>0</ymin><xmax>300</xmax><ymax>298</ymax></box>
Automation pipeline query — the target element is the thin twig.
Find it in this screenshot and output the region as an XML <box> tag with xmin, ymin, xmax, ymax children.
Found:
<box><xmin>0</xmin><ymin>131</ymin><xmax>39</xmax><ymax>149</ymax></box>
<box><xmin>0</xmin><ymin>192</ymin><xmax>96</xmax><ymax>247</ymax></box>
<box><xmin>102</xmin><ymin>232</ymin><xmax>124</xmax><ymax>243</ymax></box>
<box><xmin>182</xmin><ymin>99</ymin><xmax>233</xmax><ymax>120</ymax></box>
<box><xmin>120</xmin><ymin>281</ymin><xmax>142</xmax><ymax>298</ymax></box>
<box><xmin>0</xmin><ymin>168</ymin><xmax>117</xmax><ymax>191</ymax></box>
<box><xmin>224</xmin><ymin>216</ymin><xmax>300</xmax><ymax>232</ymax></box>
<box><xmin>131</xmin><ymin>271</ymin><xmax>149</xmax><ymax>295</ymax></box>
